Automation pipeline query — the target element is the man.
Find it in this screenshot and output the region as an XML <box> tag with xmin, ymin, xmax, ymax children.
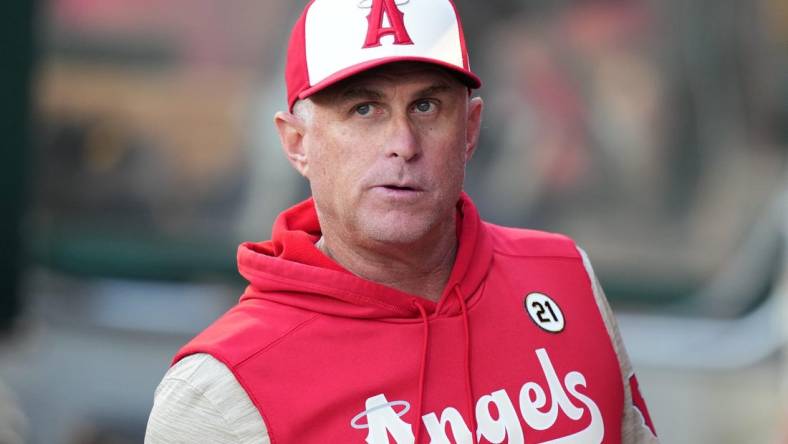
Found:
<box><xmin>146</xmin><ymin>0</ymin><xmax>659</xmax><ymax>442</ymax></box>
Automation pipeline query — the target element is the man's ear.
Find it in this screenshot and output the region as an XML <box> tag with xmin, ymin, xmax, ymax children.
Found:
<box><xmin>464</xmin><ymin>96</ymin><xmax>484</xmax><ymax>162</ymax></box>
<box><xmin>274</xmin><ymin>111</ymin><xmax>309</xmax><ymax>177</ymax></box>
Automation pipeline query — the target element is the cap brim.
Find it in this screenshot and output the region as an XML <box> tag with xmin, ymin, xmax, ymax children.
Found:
<box><xmin>296</xmin><ymin>56</ymin><xmax>481</xmax><ymax>107</ymax></box>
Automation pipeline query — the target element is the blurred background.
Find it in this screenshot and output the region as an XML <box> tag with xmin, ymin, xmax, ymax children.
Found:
<box><xmin>1</xmin><ymin>0</ymin><xmax>787</xmax><ymax>442</ymax></box>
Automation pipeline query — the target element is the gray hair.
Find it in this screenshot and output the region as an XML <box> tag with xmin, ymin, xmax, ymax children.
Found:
<box><xmin>292</xmin><ymin>99</ymin><xmax>313</xmax><ymax>123</ymax></box>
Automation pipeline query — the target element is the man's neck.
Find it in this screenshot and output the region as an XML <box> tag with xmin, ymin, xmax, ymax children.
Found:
<box><xmin>315</xmin><ymin>226</ymin><xmax>458</xmax><ymax>303</ymax></box>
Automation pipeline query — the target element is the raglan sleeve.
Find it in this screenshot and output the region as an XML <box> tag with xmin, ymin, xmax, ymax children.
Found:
<box><xmin>145</xmin><ymin>353</ymin><xmax>270</xmax><ymax>444</ymax></box>
<box><xmin>577</xmin><ymin>247</ymin><xmax>660</xmax><ymax>444</ymax></box>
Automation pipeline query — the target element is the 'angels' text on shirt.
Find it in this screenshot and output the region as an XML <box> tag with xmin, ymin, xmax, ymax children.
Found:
<box><xmin>350</xmin><ymin>348</ymin><xmax>603</xmax><ymax>443</ymax></box>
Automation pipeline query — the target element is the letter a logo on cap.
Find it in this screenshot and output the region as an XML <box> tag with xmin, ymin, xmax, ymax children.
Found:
<box><xmin>363</xmin><ymin>0</ymin><xmax>414</xmax><ymax>48</ymax></box>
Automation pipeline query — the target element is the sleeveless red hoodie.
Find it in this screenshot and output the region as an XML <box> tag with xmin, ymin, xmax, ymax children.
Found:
<box><xmin>174</xmin><ymin>194</ymin><xmax>625</xmax><ymax>443</ymax></box>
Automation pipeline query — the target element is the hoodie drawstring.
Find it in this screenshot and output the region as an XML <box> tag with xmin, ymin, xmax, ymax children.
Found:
<box><xmin>412</xmin><ymin>300</ymin><xmax>429</xmax><ymax>443</ymax></box>
<box><xmin>455</xmin><ymin>286</ymin><xmax>477</xmax><ymax>443</ymax></box>
<box><xmin>412</xmin><ymin>290</ymin><xmax>476</xmax><ymax>444</ymax></box>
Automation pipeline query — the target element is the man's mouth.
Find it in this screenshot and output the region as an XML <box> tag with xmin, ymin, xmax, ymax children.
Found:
<box><xmin>373</xmin><ymin>183</ymin><xmax>425</xmax><ymax>199</ymax></box>
<box><xmin>382</xmin><ymin>185</ymin><xmax>418</xmax><ymax>191</ymax></box>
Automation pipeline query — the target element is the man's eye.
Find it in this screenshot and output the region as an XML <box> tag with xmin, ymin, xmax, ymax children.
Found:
<box><xmin>414</xmin><ymin>100</ymin><xmax>435</xmax><ymax>113</ymax></box>
<box><xmin>354</xmin><ymin>103</ymin><xmax>372</xmax><ymax>116</ymax></box>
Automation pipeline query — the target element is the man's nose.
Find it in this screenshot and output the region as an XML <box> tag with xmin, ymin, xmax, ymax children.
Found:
<box><xmin>384</xmin><ymin>114</ymin><xmax>420</xmax><ymax>161</ymax></box>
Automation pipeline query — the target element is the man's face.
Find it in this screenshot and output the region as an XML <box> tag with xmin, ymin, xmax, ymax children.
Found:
<box><xmin>280</xmin><ymin>63</ymin><xmax>483</xmax><ymax>248</ymax></box>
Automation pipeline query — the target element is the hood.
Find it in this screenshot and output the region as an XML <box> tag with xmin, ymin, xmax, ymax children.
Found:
<box><xmin>237</xmin><ymin>192</ymin><xmax>493</xmax><ymax>321</ymax></box>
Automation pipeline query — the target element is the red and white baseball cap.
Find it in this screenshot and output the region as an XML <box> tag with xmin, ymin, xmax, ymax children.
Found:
<box><xmin>285</xmin><ymin>0</ymin><xmax>482</xmax><ymax>111</ymax></box>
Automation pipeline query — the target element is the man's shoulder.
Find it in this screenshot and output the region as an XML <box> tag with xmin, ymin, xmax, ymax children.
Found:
<box><xmin>482</xmin><ymin>221</ymin><xmax>580</xmax><ymax>259</ymax></box>
<box><xmin>175</xmin><ymin>297</ymin><xmax>320</xmax><ymax>370</ymax></box>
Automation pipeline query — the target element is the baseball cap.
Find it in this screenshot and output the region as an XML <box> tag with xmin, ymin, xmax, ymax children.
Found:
<box><xmin>285</xmin><ymin>0</ymin><xmax>482</xmax><ymax>111</ymax></box>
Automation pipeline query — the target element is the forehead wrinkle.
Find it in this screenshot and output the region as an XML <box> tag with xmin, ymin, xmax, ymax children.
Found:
<box><xmin>339</xmin><ymin>80</ymin><xmax>455</xmax><ymax>103</ymax></box>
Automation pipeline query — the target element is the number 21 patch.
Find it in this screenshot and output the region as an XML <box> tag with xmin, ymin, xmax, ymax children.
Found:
<box><xmin>524</xmin><ymin>293</ymin><xmax>565</xmax><ymax>333</ymax></box>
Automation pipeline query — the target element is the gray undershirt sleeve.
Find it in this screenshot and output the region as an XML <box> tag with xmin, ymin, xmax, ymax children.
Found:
<box><xmin>145</xmin><ymin>353</ymin><xmax>269</xmax><ymax>444</ymax></box>
<box><xmin>579</xmin><ymin>247</ymin><xmax>660</xmax><ymax>444</ymax></box>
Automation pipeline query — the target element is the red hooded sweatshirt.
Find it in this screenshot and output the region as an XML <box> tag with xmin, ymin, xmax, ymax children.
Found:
<box><xmin>175</xmin><ymin>194</ymin><xmax>627</xmax><ymax>443</ymax></box>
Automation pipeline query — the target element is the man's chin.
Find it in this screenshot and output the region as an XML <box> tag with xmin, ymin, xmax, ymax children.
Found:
<box><xmin>356</xmin><ymin>212</ymin><xmax>444</xmax><ymax>246</ymax></box>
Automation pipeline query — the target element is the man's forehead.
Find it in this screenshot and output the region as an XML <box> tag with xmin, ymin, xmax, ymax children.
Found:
<box><xmin>312</xmin><ymin>62</ymin><xmax>465</xmax><ymax>101</ymax></box>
